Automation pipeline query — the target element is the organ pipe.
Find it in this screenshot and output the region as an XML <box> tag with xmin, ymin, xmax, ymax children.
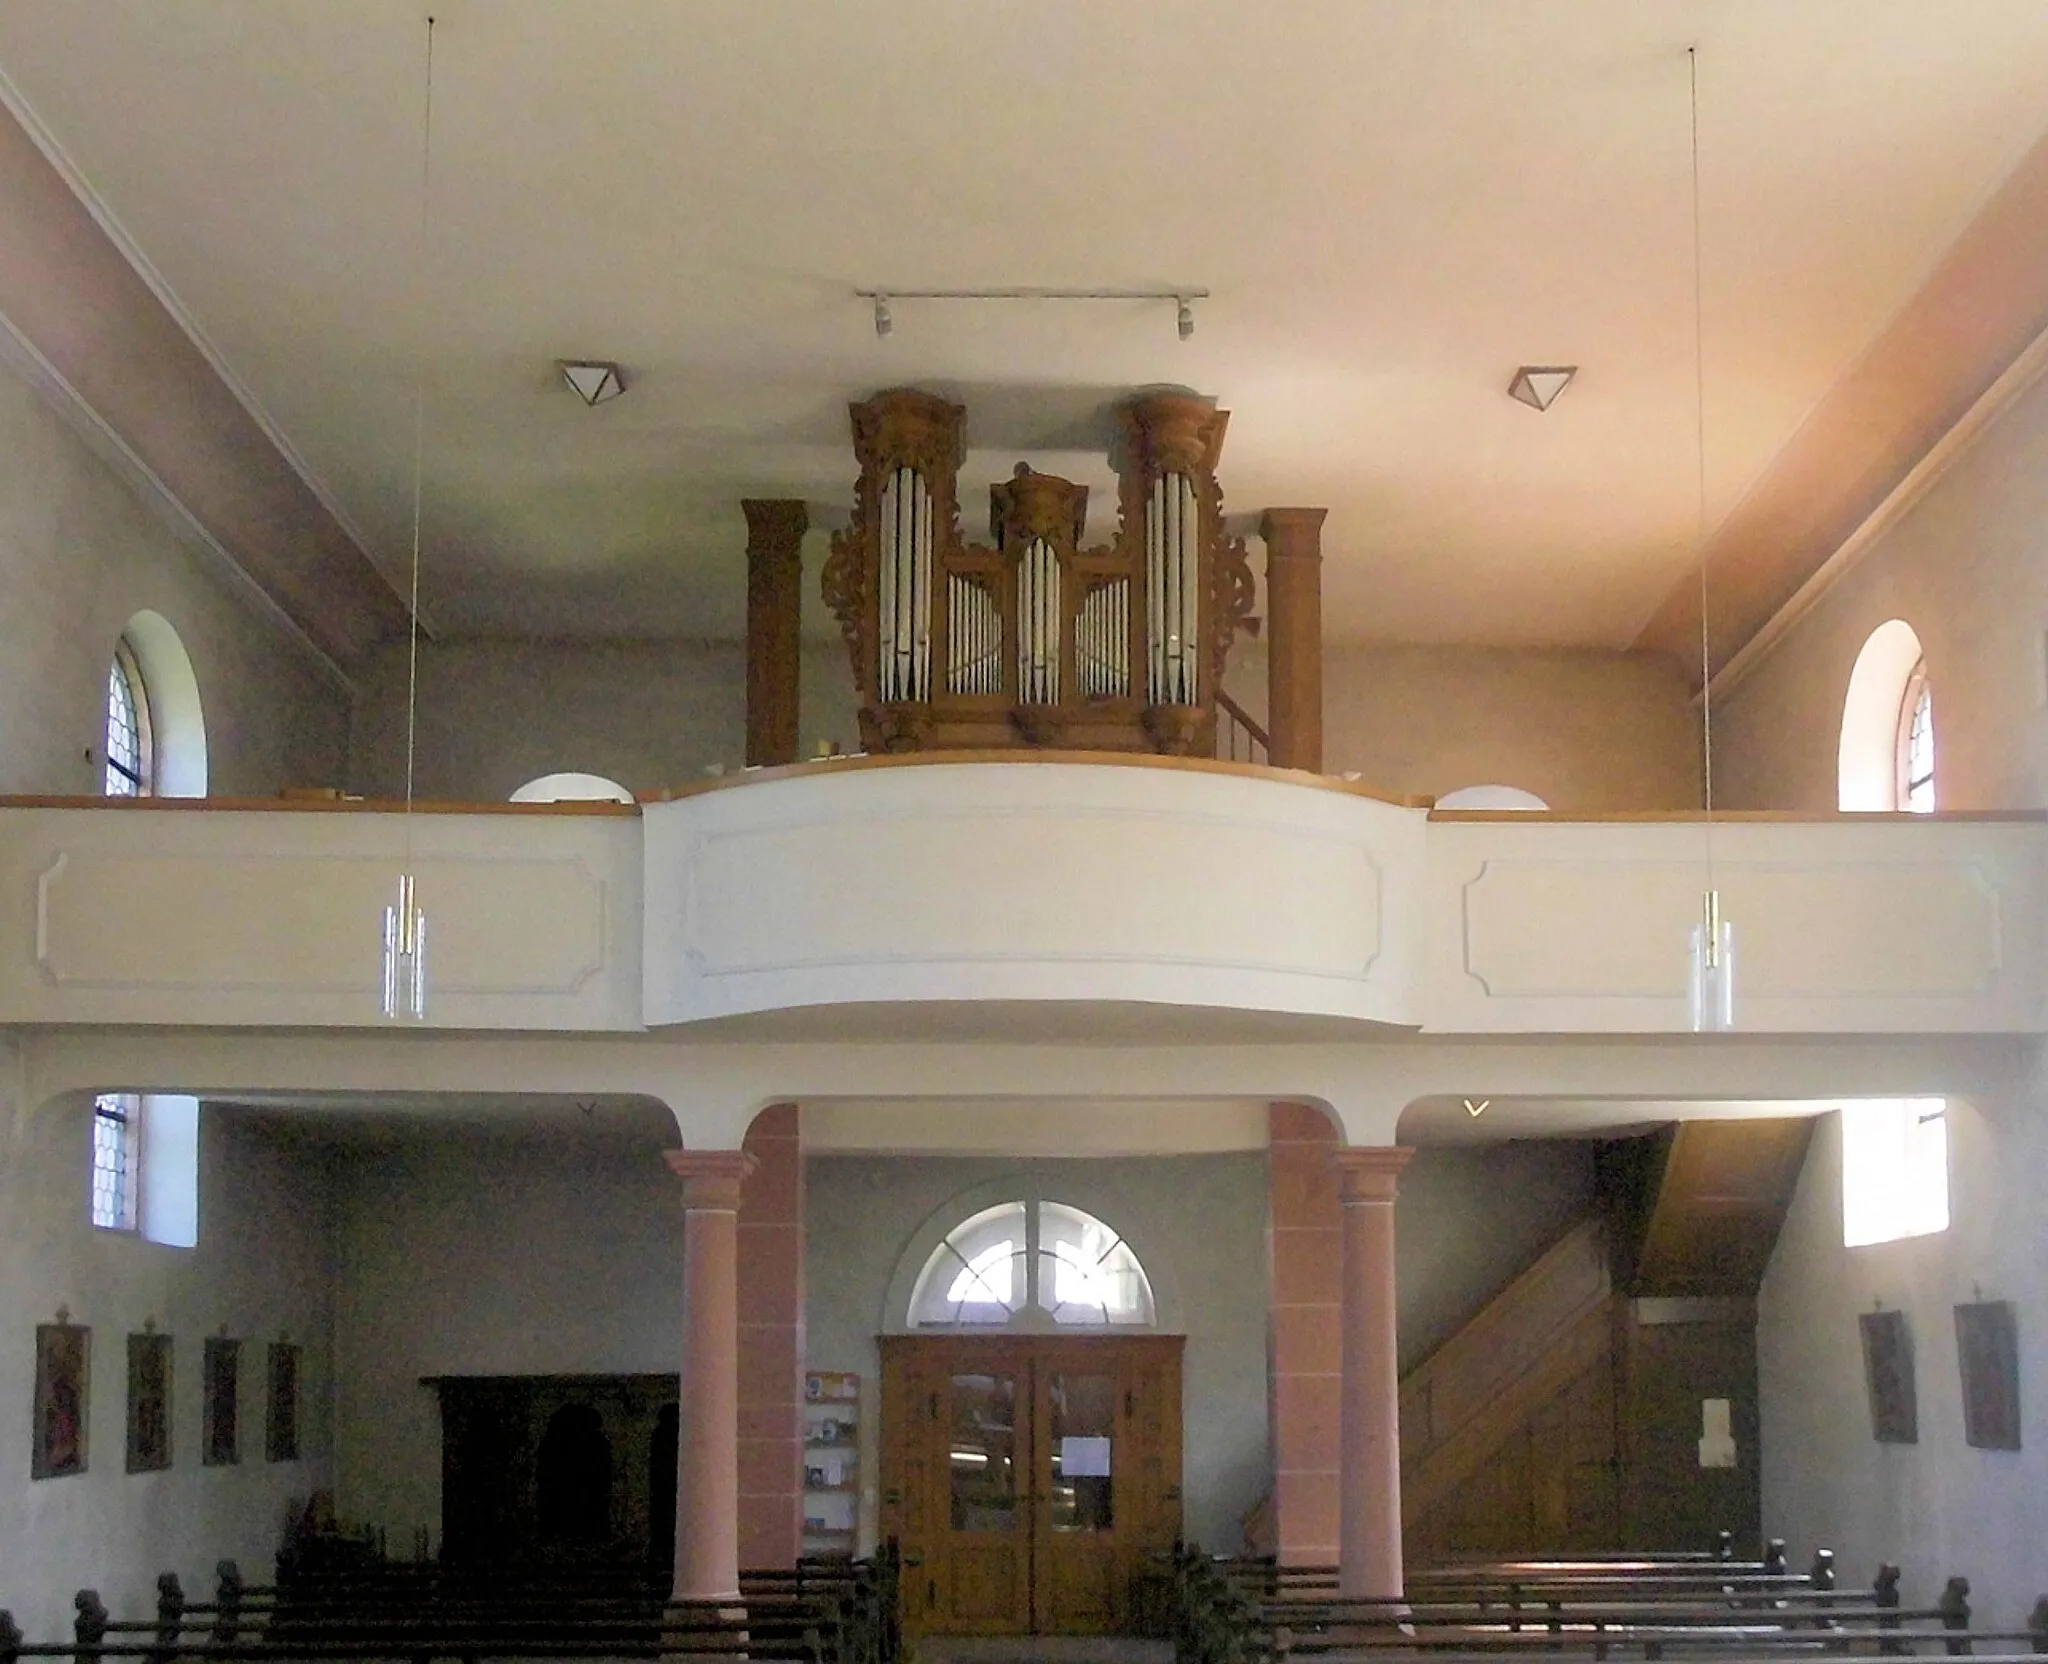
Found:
<box><xmin>825</xmin><ymin>387</ymin><xmax>1253</xmax><ymax>755</ymax></box>
<box><xmin>1146</xmin><ymin>471</ymin><xmax>1200</xmax><ymax>705</ymax></box>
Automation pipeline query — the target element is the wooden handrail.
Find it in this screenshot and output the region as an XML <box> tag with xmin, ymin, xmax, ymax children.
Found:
<box><xmin>1215</xmin><ymin>687</ymin><xmax>1271</xmax><ymax>752</ymax></box>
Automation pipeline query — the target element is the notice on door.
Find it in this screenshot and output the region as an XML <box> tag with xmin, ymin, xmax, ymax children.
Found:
<box><xmin>1061</xmin><ymin>1435</ymin><xmax>1111</xmax><ymax>1477</ymax></box>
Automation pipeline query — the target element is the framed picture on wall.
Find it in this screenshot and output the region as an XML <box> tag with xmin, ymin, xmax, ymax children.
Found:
<box><xmin>1954</xmin><ymin>1301</ymin><xmax>2021</xmax><ymax>1450</ymax></box>
<box><xmin>1859</xmin><ymin>1309</ymin><xmax>1918</xmax><ymax>1443</ymax></box>
<box><xmin>32</xmin><ymin>1323</ymin><xmax>90</xmax><ymax>1480</ymax></box>
<box><xmin>266</xmin><ymin>1341</ymin><xmax>301</xmax><ymax>1462</ymax></box>
<box><xmin>127</xmin><ymin>1332</ymin><xmax>173</xmax><ymax>1473</ymax></box>
<box><xmin>203</xmin><ymin>1337</ymin><xmax>240</xmax><ymax>1466</ymax></box>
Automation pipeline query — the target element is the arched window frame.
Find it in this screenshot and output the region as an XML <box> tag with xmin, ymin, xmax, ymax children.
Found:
<box><xmin>104</xmin><ymin>637</ymin><xmax>154</xmax><ymax>797</ymax></box>
<box><xmin>1897</xmin><ymin>659</ymin><xmax>1934</xmax><ymax>813</ymax></box>
<box><xmin>906</xmin><ymin>1196</ymin><xmax>1157</xmax><ymax>1332</ymax></box>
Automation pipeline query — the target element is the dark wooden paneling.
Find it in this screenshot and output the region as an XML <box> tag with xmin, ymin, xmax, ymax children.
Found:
<box><xmin>432</xmin><ymin>1372</ymin><xmax>678</xmax><ymax>1567</ymax></box>
<box><xmin>1617</xmin><ymin>1311</ymin><xmax>1759</xmax><ymax>1552</ymax></box>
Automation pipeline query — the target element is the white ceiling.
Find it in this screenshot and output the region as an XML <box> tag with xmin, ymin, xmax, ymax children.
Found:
<box><xmin>1396</xmin><ymin>1094</ymin><xmax>1833</xmax><ymax>1146</ymax></box>
<box><xmin>4</xmin><ymin>2</ymin><xmax>2048</xmax><ymax>644</ymax></box>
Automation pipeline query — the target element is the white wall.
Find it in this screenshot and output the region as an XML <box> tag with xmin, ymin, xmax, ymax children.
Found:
<box><xmin>1717</xmin><ymin>334</ymin><xmax>2048</xmax><ymax>1625</ymax></box>
<box><xmin>1717</xmin><ymin>357</ymin><xmax>2048</xmax><ymax>814</ymax></box>
<box><xmin>342</xmin><ymin>630</ymin><xmax>1701</xmax><ymax>811</ymax></box>
<box><xmin>347</xmin><ymin>637</ymin><xmax>860</xmax><ymax>801</ymax></box>
<box><xmin>330</xmin><ymin>1126</ymin><xmax>684</xmax><ymax>1543</ymax></box>
<box><xmin>1325</xmin><ymin>644</ymin><xmax>1700</xmax><ymax>810</ymax></box>
<box><xmin>0</xmin><ymin>360</ymin><xmax>348</xmax><ymax>798</ymax></box>
<box><xmin>0</xmin><ymin>1095</ymin><xmax>337</xmax><ymax>1642</ymax></box>
<box><xmin>1759</xmin><ymin>1095</ymin><xmax>2048</xmax><ymax>1627</ymax></box>
<box><xmin>1397</xmin><ymin>1142</ymin><xmax>1599</xmax><ymax>1371</ymax></box>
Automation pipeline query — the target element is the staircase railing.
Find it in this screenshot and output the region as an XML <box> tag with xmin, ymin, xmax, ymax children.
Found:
<box><xmin>1215</xmin><ymin>689</ymin><xmax>1270</xmax><ymax>765</ymax></box>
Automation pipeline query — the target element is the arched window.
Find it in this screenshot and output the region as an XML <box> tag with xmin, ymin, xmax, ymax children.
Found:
<box><xmin>1839</xmin><ymin>620</ymin><xmax>1926</xmax><ymax>811</ymax></box>
<box><xmin>106</xmin><ymin>613</ymin><xmax>208</xmax><ymax>797</ymax></box>
<box><xmin>1898</xmin><ymin>661</ymin><xmax>1935</xmax><ymax>813</ymax></box>
<box><xmin>104</xmin><ymin>639</ymin><xmax>152</xmax><ymax>796</ymax></box>
<box><xmin>908</xmin><ymin>1199</ymin><xmax>1155</xmax><ymax>1330</ymax></box>
<box><xmin>510</xmin><ymin>772</ymin><xmax>636</xmax><ymax>804</ymax></box>
<box><xmin>91</xmin><ymin>1092</ymin><xmax>140</xmax><ymax>1230</ymax></box>
<box><xmin>1433</xmin><ymin>784</ymin><xmax>1550</xmax><ymax>811</ymax></box>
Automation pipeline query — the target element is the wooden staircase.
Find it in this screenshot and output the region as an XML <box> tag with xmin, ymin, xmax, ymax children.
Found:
<box><xmin>1400</xmin><ymin>1217</ymin><xmax>1620</xmax><ymax>1558</ymax></box>
<box><xmin>1396</xmin><ymin>1117</ymin><xmax>1819</xmax><ymax>1560</ymax></box>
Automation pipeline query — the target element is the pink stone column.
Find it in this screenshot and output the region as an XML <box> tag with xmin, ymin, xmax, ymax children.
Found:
<box><xmin>1268</xmin><ymin>1103</ymin><xmax>1344</xmax><ymax>1564</ymax></box>
<box><xmin>736</xmin><ymin>1105</ymin><xmax>804</xmax><ymax>1569</ymax></box>
<box><xmin>666</xmin><ymin>1149</ymin><xmax>756</xmax><ymax>1602</ymax></box>
<box><xmin>1334</xmin><ymin>1146</ymin><xmax>1413</xmax><ymax>1598</ymax></box>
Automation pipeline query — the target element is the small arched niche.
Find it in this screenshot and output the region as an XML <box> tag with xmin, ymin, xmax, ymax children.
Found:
<box><xmin>1839</xmin><ymin>620</ymin><xmax>1927</xmax><ymax>811</ymax></box>
<box><xmin>118</xmin><ymin>611</ymin><xmax>208</xmax><ymax>797</ymax></box>
<box><xmin>1434</xmin><ymin>784</ymin><xmax>1549</xmax><ymax>811</ymax></box>
<box><xmin>510</xmin><ymin>771</ymin><xmax>635</xmax><ymax>804</ymax></box>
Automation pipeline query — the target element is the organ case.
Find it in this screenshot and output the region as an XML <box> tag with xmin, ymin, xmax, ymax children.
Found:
<box><xmin>822</xmin><ymin>388</ymin><xmax>1256</xmax><ymax>754</ymax></box>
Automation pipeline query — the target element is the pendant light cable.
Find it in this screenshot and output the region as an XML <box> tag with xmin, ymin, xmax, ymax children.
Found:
<box><xmin>1685</xmin><ymin>43</ymin><xmax>1732</xmax><ymax>1030</ymax></box>
<box><xmin>1690</xmin><ymin>45</ymin><xmax>1712</xmax><ymax>848</ymax></box>
<box><xmin>403</xmin><ymin>15</ymin><xmax>436</xmax><ymax>833</ymax></box>
<box><xmin>381</xmin><ymin>14</ymin><xmax>435</xmax><ymax>1022</ymax></box>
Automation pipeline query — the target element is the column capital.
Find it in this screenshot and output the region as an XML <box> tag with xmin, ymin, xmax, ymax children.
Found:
<box><xmin>741</xmin><ymin>498</ymin><xmax>810</xmax><ymax>549</ymax></box>
<box><xmin>1260</xmin><ymin>506</ymin><xmax>1328</xmax><ymax>554</ymax></box>
<box><xmin>664</xmin><ymin>1148</ymin><xmax>756</xmax><ymax>1209</ymax></box>
<box><xmin>1332</xmin><ymin>1145</ymin><xmax>1414</xmax><ymax>1205</ymax></box>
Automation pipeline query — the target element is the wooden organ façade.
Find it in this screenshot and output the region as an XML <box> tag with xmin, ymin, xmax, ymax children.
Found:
<box><xmin>821</xmin><ymin>388</ymin><xmax>1259</xmax><ymax>755</ymax></box>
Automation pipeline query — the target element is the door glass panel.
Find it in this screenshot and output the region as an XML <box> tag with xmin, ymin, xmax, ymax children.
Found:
<box><xmin>949</xmin><ymin>1373</ymin><xmax>1019</xmax><ymax>1531</ymax></box>
<box><xmin>1049</xmin><ymin>1373</ymin><xmax>1115</xmax><ymax>1532</ymax></box>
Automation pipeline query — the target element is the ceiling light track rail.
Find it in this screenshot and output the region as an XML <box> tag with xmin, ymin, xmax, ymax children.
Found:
<box><xmin>857</xmin><ymin>287</ymin><xmax>1210</xmax><ymax>340</ymax></box>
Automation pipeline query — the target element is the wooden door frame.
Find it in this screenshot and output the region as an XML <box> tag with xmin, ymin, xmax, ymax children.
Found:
<box><xmin>880</xmin><ymin>1332</ymin><xmax>1183</xmax><ymax>1636</ymax></box>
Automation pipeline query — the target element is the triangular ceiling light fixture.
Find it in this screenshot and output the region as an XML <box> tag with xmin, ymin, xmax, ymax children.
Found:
<box><xmin>560</xmin><ymin>359</ymin><xmax>626</xmax><ymax>406</ymax></box>
<box><xmin>1508</xmin><ymin>365</ymin><xmax>1576</xmax><ymax>412</ymax></box>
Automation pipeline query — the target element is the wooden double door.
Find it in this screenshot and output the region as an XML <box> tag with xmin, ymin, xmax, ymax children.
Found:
<box><xmin>880</xmin><ymin>1334</ymin><xmax>1182</xmax><ymax>1635</ymax></box>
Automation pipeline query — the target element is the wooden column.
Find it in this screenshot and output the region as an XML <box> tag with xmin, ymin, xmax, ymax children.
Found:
<box><xmin>1261</xmin><ymin>507</ymin><xmax>1327</xmax><ymax>772</ymax></box>
<box><xmin>666</xmin><ymin>1148</ymin><xmax>755</xmax><ymax>1601</ymax></box>
<box><xmin>744</xmin><ymin>499</ymin><xmax>808</xmax><ymax>767</ymax></box>
<box><xmin>1333</xmin><ymin>1145</ymin><xmax>1413</xmax><ymax>1599</ymax></box>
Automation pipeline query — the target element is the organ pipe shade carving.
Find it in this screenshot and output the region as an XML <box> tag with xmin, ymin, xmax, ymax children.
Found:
<box><xmin>822</xmin><ymin>387</ymin><xmax>1255</xmax><ymax>755</ymax></box>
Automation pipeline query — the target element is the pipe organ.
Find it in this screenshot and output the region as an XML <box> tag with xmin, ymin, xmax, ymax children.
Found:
<box><xmin>823</xmin><ymin>388</ymin><xmax>1256</xmax><ymax>754</ymax></box>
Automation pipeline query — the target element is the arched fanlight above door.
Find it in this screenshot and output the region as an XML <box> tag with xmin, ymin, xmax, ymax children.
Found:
<box><xmin>906</xmin><ymin>1198</ymin><xmax>1156</xmax><ymax>1330</ymax></box>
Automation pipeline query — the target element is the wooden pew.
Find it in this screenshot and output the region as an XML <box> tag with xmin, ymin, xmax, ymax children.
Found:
<box><xmin>34</xmin><ymin>1544</ymin><xmax>901</xmax><ymax>1664</ymax></box>
<box><xmin>1170</xmin><ymin>1543</ymin><xmax>2030</xmax><ymax>1664</ymax></box>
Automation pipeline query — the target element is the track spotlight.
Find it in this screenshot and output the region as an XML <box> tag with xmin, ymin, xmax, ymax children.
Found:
<box><xmin>1177</xmin><ymin>298</ymin><xmax>1195</xmax><ymax>341</ymax></box>
<box><xmin>873</xmin><ymin>296</ymin><xmax>893</xmax><ymax>338</ymax></box>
